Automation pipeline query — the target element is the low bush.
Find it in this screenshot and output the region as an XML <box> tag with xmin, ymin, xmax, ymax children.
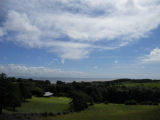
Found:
<box><xmin>125</xmin><ymin>99</ymin><xmax>137</xmax><ymax>105</ymax></box>
<box><xmin>153</xmin><ymin>102</ymin><xmax>159</xmax><ymax>105</ymax></box>
<box><xmin>104</xmin><ymin>100</ymin><xmax>109</xmax><ymax>104</ymax></box>
<box><xmin>140</xmin><ymin>101</ymin><xmax>153</xmax><ymax>105</ymax></box>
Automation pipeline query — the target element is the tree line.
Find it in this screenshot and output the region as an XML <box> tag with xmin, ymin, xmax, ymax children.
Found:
<box><xmin>49</xmin><ymin>80</ymin><xmax>160</xmax><ymax>111</ymax></box>
<box><xmin>1</xmin><ymin>73</ymin><xmax>160</xmax><ymax>113</ymax></box>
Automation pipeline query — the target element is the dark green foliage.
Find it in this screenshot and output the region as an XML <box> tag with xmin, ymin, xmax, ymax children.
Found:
<box><xmin>140</xmin><ymin>101</ymin><xmax>159</xmax><ymax>105</ymax></box>
<box><xmin>70</xmin><ymin>91</ymin><xmax>93</xmax><ymax>111</ymax></box>
<box><xmin>152</xmin><ymin>102</ymin><xmax>159</xmax><ymax>105</ymax></box>
<box><xmin>31</xmin><ymin>87</ymin><xmax>44</xmax><ymax>97</ymax></box>
<box><xmin>53</xmin><ymin>79</ymin><xmax>160</xmax><ymax>111</ymax></box>
<box><xmin>0</xmin><ymin>73</ymin><xmax>43</xmax><ymax>114</ymax></box>
<box><xmin>0</xmin><ymin>73</ymin><xmax>22</xmax><ymax>113</ymax></box>
<box><xmin>140</xmin><ymin>101</ymin><xmax>153</xmax><ymax>105</ymax></box>
<box><xmin>1</xmin><ymin>73</ymin><xmax>160</xmax><ymax>114</ymax></box>
<box><xmin>125</xmin><ymin>99</ymin><xmax>137</xmax><ymax>105</ymax></box>
<box><xmin>33</xmin><ymin>79</ymin><xmax>51</xmax><ymax>91</ymax></box>
<box><xmin>0</xmin><ymin>73</ymin><xmax>10</xmax><ymax>114</ymax></box>
<box><xmin>8</xmin><ymin>83</ymin><xmax>22</xmax><ymax>111</ymax></box>
<box><xmin>19</xmin><ymin>81</ymin><xmax>32</xmax><ymax>101</ymax></box>
<box><xmin>104</xmin><ymin>100</ymin><xmax>108</xmax><ymax>104</ymax></box>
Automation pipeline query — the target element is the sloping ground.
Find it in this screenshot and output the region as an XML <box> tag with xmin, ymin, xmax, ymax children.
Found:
<box><xmin>122</xmin><ymin>81</ymin><xmax>160</xmax><ymax>88</ymax></box>
<box><xmin>4</xmin><ymin>96</ymin><xmax>71</xmax><ymax>113</ymax></box>
<box><xmin>39</xmin><ymin>103</ymin><xmax>160</xmax><ymax>120</ymax></box>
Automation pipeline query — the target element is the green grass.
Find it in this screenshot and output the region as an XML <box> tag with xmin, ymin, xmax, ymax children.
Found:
<box><xmin>121</xmin><ymin>81</ymin><xmax>160</xmax><ymax>88</ymax></box>
<box><xmin>39</xmin><ymin>103</ymin><xmax>160</xmax><ymax>120</ymax></box>
<box><xmin>4</xmin><ymin>96</ymin><xmax>71</xmax><ymax>113</ymax></box>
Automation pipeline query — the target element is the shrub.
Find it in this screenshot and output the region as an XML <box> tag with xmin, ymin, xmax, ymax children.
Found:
<box><xmin>42</xmin><ymin>112</ymin><xmax>48</xmax><ymax>117</ymax></box>
<box><xmin>70</xmin><ymin>91</ymin><xmax>92</xmax><ymax>111</ymax></box>
<box><xmin>125</xmin><ymin>99</ymin><xmax>137</xmax><ymax>105</ymax></box>
<box><xmin>31</xmin><ymin>87</ymin><xmax>44</xmax><ymax>97</ymax></box>
<box><xmin>104</xmin><ymin>100</ymin><xmax>109</xmax><ymax>104</ymax></box>
<box><xmin>140</xmin><ymin>101</ymin><xmax>152</xmax><ymax>105</ymax></box>
<box><xmin>153</xmin><ymin>102</ymin><xmax>159</xmax><ymax>105</ymax></box>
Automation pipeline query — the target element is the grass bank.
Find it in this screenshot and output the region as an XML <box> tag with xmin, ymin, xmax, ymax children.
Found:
<box><xmin>121</xmin><ymin>81</ymin><xmax>160</xmax><ymax>88</ymax></box>
<box><xmin>39</xmin><ymin>103</ymin><xmax>160</xmax><ymax>120</ymax></box>
<box><xmin>4</xmin><ymin>96</ymin><xmax>71</xmax><ymax>113</ymax></box>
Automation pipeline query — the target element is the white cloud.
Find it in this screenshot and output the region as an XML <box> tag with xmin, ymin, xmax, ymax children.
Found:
<box><xmin>3</xmin><ymin>11</ymin><xmax>41</xmax><ymax>48</ymax></box>
<box><xmin>114</xmin><ymin>60</ymin><xmax>118</xmax><ymax>64</ymax></box>
<box><xmin>0</xmin><ymin>64</ymin><xmax>85</xmax><ymax>77</ymax></box>
<box><xmin>1</xmin><ymin>10</ymin><xmax>91</xmax><ymax>61</ymax></box>
<box><xmin>93</xmin><ymin>66</ymin><xmax>98</xmax><ymax>69</ymax></box>
<box><xmin>0</xmin><ymin>27</ymin><xmax>5</xmax><ymax>38</ymax></box>
<box><xmin>140</xmin><ymin>48</ymin><xmax>160</xmax><ymax>63</ymax></box>
<box><xmin>48</xmin><ymin>41</ymin><xmax>90</xmax><ymax>61</ymax></box>
<box><xmin>0</xmin><ymin>0</ymin><xmax>160</xmax><ymax>61</ymax></box>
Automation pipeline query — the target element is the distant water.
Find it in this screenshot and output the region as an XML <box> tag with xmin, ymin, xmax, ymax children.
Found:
<box><xmin>18</xmin><ymin>76</ymin><xmax>115</xmax><ymax>83</ymax></box>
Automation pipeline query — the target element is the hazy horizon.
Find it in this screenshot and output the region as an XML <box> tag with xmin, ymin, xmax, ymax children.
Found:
<box><xmin>5</xmin><ymin>75</ymin><xmax>159</xmax><ymax>83</ymax></box>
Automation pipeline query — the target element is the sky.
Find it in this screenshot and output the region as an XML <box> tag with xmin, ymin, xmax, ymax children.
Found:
<box><xmin>0</xmin><ymin>0</ymin><xmax>160</xmax><ymax>79</ymax></box>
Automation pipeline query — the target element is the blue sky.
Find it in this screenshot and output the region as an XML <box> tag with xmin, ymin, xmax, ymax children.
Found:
<box><xmin>0</xmin><ymin>0</ymin><xmax>160</xmax><ymax>79</ymax></box>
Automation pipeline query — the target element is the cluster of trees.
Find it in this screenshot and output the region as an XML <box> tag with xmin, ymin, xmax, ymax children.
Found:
<box><xmin>1</xmin><ymin>73</ymin><xmax>160</xmax><ymax>113</ymax></box>
<box><xmin>47</xmin><ymin>80</ymin><xmax>160</xmax><ymax>111</ymax></box>
<box><xmin>0</xmin><ymin>73</ymin><xmax>50</xmax><ymax>114</ymax></box>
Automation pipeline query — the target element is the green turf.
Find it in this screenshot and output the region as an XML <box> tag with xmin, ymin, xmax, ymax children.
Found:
<box><xmin>39</xmin><ymin>103</ymin><xmax>160</xmax><ymax>120</ymax></box>
<box><xmin>4</xmin><ymin>96</ymin><xmax>71</xmax><ymax>113</ymax></box>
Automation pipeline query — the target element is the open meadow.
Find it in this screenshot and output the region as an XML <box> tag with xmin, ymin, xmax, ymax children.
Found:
<box><xmin>121</xmin><ymin>81</ymin><xmax>160</xmax><ymax>88</ymax></box>
<box><xmin>38</xmin><ymin>103</ymin><xmax>160</xmax><ymax>120</ymax></box>
<box><xmin>3</xmin><ymin>96</ymin><xmax>71</xmax><ymax>113</ymax></box>
<box><xmin>1</xmin><ymin>75</ymin><xmax>160</xmax><ymax>120</ymax></box>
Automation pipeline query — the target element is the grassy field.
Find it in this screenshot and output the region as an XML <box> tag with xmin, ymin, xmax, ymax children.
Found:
<box><xmin>121</xmin><ymin>81</ymin><xmax>160</xmax><ymax>88</ymax></box>
<box><xmin>4</xmin><ymin>96</ymin><xmax>71</xmax><ymax>113</ymax></box>
<box><xmin>39</xmin><ymin>103</ymin><xmax>160</xmax><ymax>120</ymax></box>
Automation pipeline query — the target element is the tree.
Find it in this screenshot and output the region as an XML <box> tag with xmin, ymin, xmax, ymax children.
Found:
<box><xmin>0</xmin><ymin>73</ymin><xmax>21</xmax><ymax>113</ymax></box>
<box><xmin>8</xmin><ymin>83</ymin><xmax>22</xmax><ymax>111</ymax></box>
<box><xmin>70</xmin><ymin>91</ymin><xmax>93</xmax><ymax>111</ymax></box>
<box><xmin>19</xmin><ymin>81</ymin><xmax>32</xmax><ymax>101</ymax></box>
<box><xmin>0</xmin><ymin>73</ymin><xmax>11</xmax><ymax>114</ymax></box>
<box><xmin>0</xmin><ymin>73</ymin><xmax>22</xmax><ymax>113</ymax></box>
<box><xmin>32</xmin><ymin>87</ymin><xmax>44</xmax><ymax>97</ymax></box>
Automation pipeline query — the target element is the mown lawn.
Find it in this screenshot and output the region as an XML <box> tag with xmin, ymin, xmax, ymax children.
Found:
<box><xmin>4</xmin><ymin>96</ymin><xmax>71</xmax><ymax>113</ymax></box>
<box><xmin>39</xmin><ymin>103</ymin><xmax>160</xmax><ymax>120</ymax></box>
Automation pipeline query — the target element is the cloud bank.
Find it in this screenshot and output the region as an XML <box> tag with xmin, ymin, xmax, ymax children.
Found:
<box><xmin>0</xmin><ymin>0</ymin><xmax>160</xmax><ymax>61</ymax></box>
<box><xmin>0</xmin><ymin>64</ymin><xmax>84</xmax><ymax>77</ymax></box>
<box><xmin>141</xmin><ymin>48</ymin><xmax>160</xmax><ymax>63</ymax></box>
